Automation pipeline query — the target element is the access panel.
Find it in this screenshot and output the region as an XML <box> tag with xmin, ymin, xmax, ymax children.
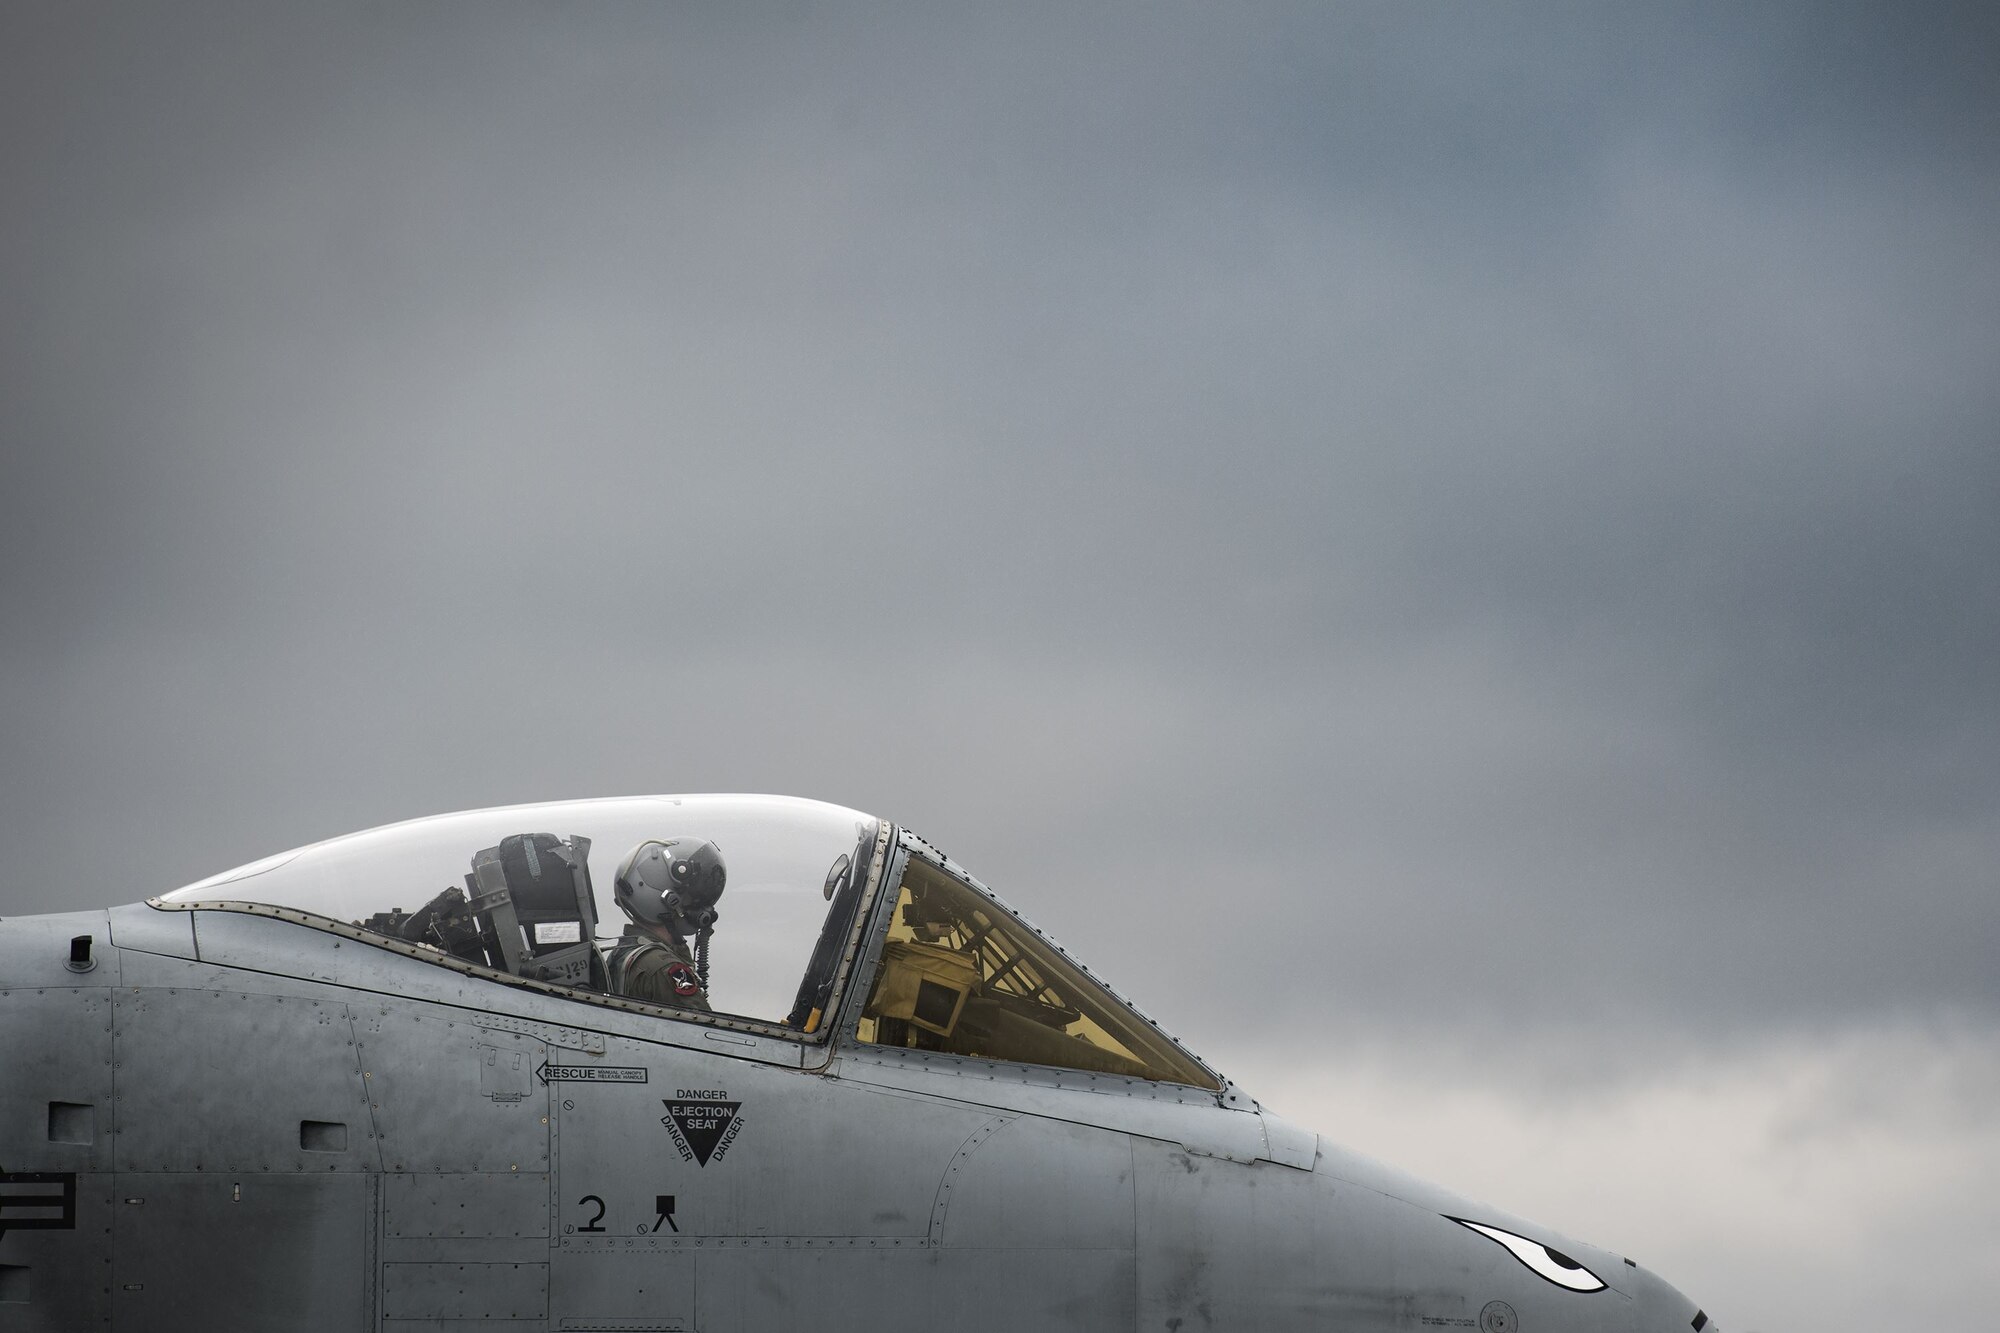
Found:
<box><xmin>109</xmin><ymin>1174</ymin><xmax>371</xmax><ymax>1332</ymax></box>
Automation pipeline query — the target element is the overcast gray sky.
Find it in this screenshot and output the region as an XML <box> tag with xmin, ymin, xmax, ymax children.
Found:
<box><xmin>4</xmin><ymin>5</ymin><xmax>1996</xmax><ymax>1329</ymax></box>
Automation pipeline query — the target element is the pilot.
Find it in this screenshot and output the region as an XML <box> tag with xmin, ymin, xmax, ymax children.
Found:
<box><xmin>606</xmin><ymin>838</ymin><xmax>726</xmax><ymax>1012</ymax></box>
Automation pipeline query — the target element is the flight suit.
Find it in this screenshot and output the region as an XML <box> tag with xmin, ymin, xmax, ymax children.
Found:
<box><xmin>606</xmin><ymin>925</ymin><xmax>712</xmax><ymax>1012</ymax></box>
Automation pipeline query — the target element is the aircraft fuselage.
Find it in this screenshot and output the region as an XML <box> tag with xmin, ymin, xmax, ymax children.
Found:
<box><xmin>0</xmin><ymin>802</ymin><xmax>1712</xmax><ymax>1332</ymax></box>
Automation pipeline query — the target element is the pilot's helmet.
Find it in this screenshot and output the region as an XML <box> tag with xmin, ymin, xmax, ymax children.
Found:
<box><xmin>614</xmin><ymin>838</ymin><xmax>726</xmax><ymax>938</ymax></box>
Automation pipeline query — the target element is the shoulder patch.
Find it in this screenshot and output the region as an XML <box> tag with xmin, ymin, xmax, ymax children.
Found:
<box><xmin>666</xmin><ymin>961</ymin><xmax>703</xmax><ymax>997</ymax></box>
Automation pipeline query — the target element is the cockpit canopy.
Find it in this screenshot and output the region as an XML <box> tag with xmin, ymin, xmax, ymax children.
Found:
<box><xmin>162</xmin><ymin>794</ymin><xmax>868</xmax><ymax>1023</ymax></box>
<box><xmin>159</xmin><ymin>794</ymin><xmax>1219</xmax><ymax>1091</ymax></box>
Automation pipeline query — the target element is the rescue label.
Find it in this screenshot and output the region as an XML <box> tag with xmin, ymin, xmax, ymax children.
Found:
<box><xmin>661</xmin><ymin>1092</ymin><xmax>744</xmax><ymax>1167</ymax></box>
<box><xmin>537</xmin><ymin>1062</ymin><xmax>648</xmax><ymax>1084</ymax></box>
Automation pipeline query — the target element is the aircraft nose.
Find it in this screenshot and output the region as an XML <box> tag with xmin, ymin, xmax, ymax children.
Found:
<box><xmin>1623</xmin><ymin>1259</ymin><xmax>1714</xmax><ymax>1333</ymax></box>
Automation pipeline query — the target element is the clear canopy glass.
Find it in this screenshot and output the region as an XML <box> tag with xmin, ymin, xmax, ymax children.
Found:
<box><xmin>161</xmin><ymin>794</ymin><xmax>876</xmax><ymax>1027</ymax></box>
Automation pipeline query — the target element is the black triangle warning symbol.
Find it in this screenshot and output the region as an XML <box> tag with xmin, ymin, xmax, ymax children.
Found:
<box><xmin>662</xmin><ymin>1099</ymin><xmax>742</xmax><ymax>1166</ymax></box>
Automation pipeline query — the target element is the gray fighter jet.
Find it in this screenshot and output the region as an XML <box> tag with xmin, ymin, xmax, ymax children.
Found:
<box><xmin>0</xmin><ymin>794</ymin><xmax>1716</xmax><ymax>1331</ymax></box>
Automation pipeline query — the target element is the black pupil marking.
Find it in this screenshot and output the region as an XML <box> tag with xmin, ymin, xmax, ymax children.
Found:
<box><xmin>1546</xmin><ymin>1247</ymin><xmax>1582</xmax><ymax>1270</ymax></box>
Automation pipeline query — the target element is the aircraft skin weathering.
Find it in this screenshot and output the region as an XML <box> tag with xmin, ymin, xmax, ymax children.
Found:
<box><xmin>0</xmin><ymin>793</ymin><xmax>1716</xmax><ymax>1331</ymax></box>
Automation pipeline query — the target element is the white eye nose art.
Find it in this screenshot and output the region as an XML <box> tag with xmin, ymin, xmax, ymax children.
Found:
<box><xmin>1445</xmin><ymin>1218</ymin><xmax>1608</xmax><ymax>1293</ymax></box>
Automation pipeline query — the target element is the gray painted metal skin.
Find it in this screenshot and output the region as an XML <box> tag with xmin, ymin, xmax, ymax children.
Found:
<box><xmin>0</xmin><ymin>817</ymin><xmax>1713</xmax><ymax>1333</ymax></box>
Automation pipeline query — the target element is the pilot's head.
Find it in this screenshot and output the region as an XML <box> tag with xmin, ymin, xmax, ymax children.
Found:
<box><xmin>613</xmin><ymin>838</ymin><xmax>726</xmax><ymax>940</ymax></box>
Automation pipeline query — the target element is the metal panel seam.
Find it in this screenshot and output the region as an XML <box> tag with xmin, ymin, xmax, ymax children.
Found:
<box><xmin>926</xmin><ymin>1113</ymin><xmax>1014</xmax><ymax>1245</ymax></box>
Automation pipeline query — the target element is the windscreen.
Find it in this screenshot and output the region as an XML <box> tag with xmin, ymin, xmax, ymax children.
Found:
<box><xmin>161</xmin><ymin>794</ymin><xmax>877</xmax><ymax>1026</ymax></box>
<box><xmin>857</xmin><ymin>857</ymin><xmax>1219</xmax><ymax>1089</ymax></box>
